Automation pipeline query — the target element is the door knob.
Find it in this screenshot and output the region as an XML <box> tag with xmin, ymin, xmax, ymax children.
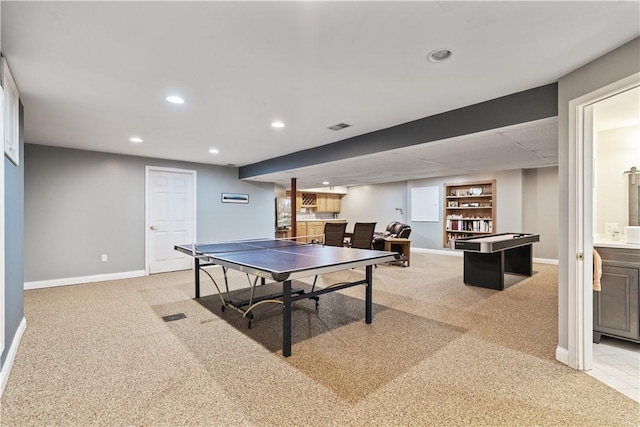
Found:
<box><xmin>150</xmin><ymin>225</ymin><xmax>157</xmax><ymax>230</ymax></box>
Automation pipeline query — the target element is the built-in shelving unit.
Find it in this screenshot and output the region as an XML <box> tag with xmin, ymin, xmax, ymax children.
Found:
<box><xmin>443</xmin><ymin>179</ymin><xmax>496</xmax><ymax>247</ymax></box>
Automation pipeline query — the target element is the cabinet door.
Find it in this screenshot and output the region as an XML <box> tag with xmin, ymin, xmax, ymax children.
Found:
<box><xmin>593</xmin><ymin>266</ymin><xmax>639</xmax><ymax>340</ymax></box>
<box><xmin>307</xmin><ymin>222</ymin><xmax>324</xmax><ymax>242</ymax></box>
<box><xmin>330</xmin><ymin>194</ymin><xmax>341</xmax><ymax>212</ymax></box>
<box><xmin>285</xmin><ymin>191</ymin><xmax>302</xmax><ymax>212</ymax></box>
<box><xmin>296</xmin><ymin>223</ymin><xmax>307</xmax><ymax>242</ymax></box>
<box><xmin>316</xmin><ymin>194</ymin><xmax>328</xmax><ymax>212</ymax></box>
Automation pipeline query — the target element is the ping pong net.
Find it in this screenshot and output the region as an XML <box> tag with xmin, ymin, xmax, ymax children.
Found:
<box><xmin>191</xmin><ymin>238</ymin><xmax>312</xmax><ymax>256</ymax></box>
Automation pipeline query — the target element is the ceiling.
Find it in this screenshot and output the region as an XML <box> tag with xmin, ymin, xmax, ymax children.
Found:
<box><xmin>2</xmin><ymin>1</ymin><xmax>639</xmax><ymax>189</ymax></box>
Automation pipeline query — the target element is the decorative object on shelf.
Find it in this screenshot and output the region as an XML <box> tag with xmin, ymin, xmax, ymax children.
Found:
<box><xmin>470</xmin><ymin>186</ymin><xmax>483</xmax><ymax>195</ymax></box>
<box><xmin>221</xmin><ymin>193</ymin><xmax>249</xmax><ymax>204</ymax></box>
<box><xmin>448</xmin><ymin>201</ymin><xmax>458</xmax><ymax>207</ymax></box>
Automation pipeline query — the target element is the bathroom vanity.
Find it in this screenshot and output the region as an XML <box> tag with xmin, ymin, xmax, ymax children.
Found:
<box><xmin>593</xmin><ymin>242</ymin><xmax>640</xmax><ymax>344</ymax></box>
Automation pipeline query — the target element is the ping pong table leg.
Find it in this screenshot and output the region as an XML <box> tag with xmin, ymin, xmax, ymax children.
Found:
<box><xmin>194</xmin><ymin>258</ymin><xmax>201</xmax><ymax>299</ymax></box>
<box><xmin>365</xmin><ymin>265</ymin><xmax>373</xmax><ymax>324</ymax></box>
<box><xmin>283</xmin><ymin>280</ymin><xmax>292</xmax><ymax>357</ymax></box>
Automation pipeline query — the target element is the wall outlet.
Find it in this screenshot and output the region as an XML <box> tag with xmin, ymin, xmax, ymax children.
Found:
<box><xmin>101</xmin><ymin>254</ymin><xmax>108</xmax><ymax>262</ymax></box>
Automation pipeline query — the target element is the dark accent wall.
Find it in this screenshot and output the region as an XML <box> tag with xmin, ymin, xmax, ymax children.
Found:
<box><xmin>2</xmin><ymin>102</ymin><xmax>24</xmax><ymax>366</ymax></box>
<box><xmin>240</xmin><ymin>83</ymin><xmax>558</xmax><ymax>178</ymax></box>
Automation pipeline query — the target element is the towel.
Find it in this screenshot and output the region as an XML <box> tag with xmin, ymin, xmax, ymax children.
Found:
<box><xmin>593</xmin><ymin>249</ymin><xmax>602</xmax><ymax>291</ymax></box>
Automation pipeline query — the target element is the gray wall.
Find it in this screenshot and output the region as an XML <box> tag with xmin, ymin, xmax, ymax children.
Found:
<box><xmin>340</xmin><ymin>181</ymin><xmax>407</xmax><ymax>231</ymax></box>
<box><xmin>557</xmin><ymin>37</ymin><xmax>640</xmax><ymax>351</ymax></box>
<box><xmin>407</xmin><ymin>170</ymin><xmax>527</xmax><ymax>251</ymax></box>
<box><xmin>523</xmin><ymin>166</ymin><xmax>558</xmax><ymax>259</ymax></box>
<box><xmin>2</xmin><ymin>102</ymin><xmax>24</xmax><ymax>367</ymax></box>
<box><xmin>24</xmin><ymin>144</ymin><xmax>275</xmax><ymax>282</ymax></box>
<box><xmin>340</xmin><ymin>167</ymin><xmax>559</xmax><ymax>260</ymax></box>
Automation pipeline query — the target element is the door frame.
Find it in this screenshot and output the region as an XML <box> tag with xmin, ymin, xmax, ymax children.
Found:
<box><xmin>145</xmin><ymin>166</ymin><xmax>197</xmax><ymax>275</ymax></box>
<box><xmin>0</xmin><ymin>65</ymin><xmax>5</xmax><ymax>355</ymax></box>
<box><xmin>567</xmin><ymin>72</ymin><xmax>639</xmax><ymax>370</ymax></box>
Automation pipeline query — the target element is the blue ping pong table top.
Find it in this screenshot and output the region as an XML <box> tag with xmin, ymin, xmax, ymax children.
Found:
<box><xmin>175</xmin><ymin>239</ymin><xmax>397</xmax><ymax>280</ymax></box>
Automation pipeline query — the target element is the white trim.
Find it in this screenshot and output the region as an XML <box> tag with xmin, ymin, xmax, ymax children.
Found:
<box><xmin>565</xmin><ymin>72</ymin><xmax>640</xmax><ymax>370</ymax></box>
<box><xmin>555</xmin><ymin>345</ymin><xmax>569</xmax><ymax>366</ymax></box>
<box><xmin>412</xmin><ymin>247</ymin><xmax>462</xmax><ymax>257</ymax></box>
<box><xmin>0</xmin><ymin>317</ymin><xmax>26</xmax><ymax>398</ymax></box>
<box><xmin>24</xmin><ymin>270</ymin><xmax>146</xmax><ymax>290</ymax></box>
<box><xmin>533</xmin><ymin>257</ymin><xmax>558</xmax><ymax>265</ymax></box>
<box><xmin>0</xmin><ymin>60</ymin><xmax>6</xmax><ymax>356</ymax></box>
<box><xmin>145</xmin><ymin>166</ymin><xmax>197</xmax><ymax>275</ymax></box>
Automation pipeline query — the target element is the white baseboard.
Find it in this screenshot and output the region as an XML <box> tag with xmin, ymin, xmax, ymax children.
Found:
<box><xmin>556</xmin><ymin>345</ymin><xmax>569</xmax><ymax>366</ymax></box>
<box><xmin>412</xmin><ymin>247</ymin><xmax>462</xmax><ymax>257</ymax></box>
<box><xmin>24</xmin><ymin>270</ymin><xmax>146</xmax><ymax>290</ymax></box>
<box><xmin>0</xmin><ymin>317</ymin><xmax>26</xmax><ymax>398</ymax></box>
<box><xmin>533</xmin><ymin>257</ymin><xmax>558</xmax><ymax>265</ymax></box>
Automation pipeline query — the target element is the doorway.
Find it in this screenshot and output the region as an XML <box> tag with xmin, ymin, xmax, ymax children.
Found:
<box><xmin>145</xmin><ymin>166</ymin><xmax>197</xmax><ymax>274</ymax></box>
<box><xmin>568</xmin><ymin>73</ymin><xmax>639</xmax><ymax>371</ymax></box>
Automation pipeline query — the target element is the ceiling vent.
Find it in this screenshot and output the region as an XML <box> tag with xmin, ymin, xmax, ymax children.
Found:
<box><xmin>328</xmin><ymin>123</ymin><xmax>351</xmax><ymax>131</ymax></box>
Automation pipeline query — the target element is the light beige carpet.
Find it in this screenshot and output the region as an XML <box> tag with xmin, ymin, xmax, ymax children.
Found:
<box><xmin>2</xmin><ymin>252</ymin><xmax>638</xmax><ymax>426</ymax></box>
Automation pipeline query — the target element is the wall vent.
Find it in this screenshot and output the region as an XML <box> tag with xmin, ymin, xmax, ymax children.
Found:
<box><xmin>162</xmin><ymin>313</ymin><xmax>186</xmax><ymax>322</ymax></box>
<box><xmin>328</xmin><ymin>123</ymin><xmax>351</xmax><ymax>131</ymax></box>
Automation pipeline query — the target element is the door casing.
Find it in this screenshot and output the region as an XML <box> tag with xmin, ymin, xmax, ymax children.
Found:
<box><xmin>145</xmin><ymin>166</ymin><xmax>197</xmax><ymax>275</ymax></box>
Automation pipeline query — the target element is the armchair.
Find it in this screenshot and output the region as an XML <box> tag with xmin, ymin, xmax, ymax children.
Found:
<box><xmin>372</xmin><ymin>221</ymin><xmax>412</xmax><ymax>265</ymax></box>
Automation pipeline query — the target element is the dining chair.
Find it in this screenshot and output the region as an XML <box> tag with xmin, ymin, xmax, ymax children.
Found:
<box><xmin>350</xmin><ymin>222</ymin><xmax>377</xmax><ymax>249</ymax></box>
<box><xmin>323</xmin><ymin>222</ymin><xmax>348</xmax><ymax>247</ymax></box>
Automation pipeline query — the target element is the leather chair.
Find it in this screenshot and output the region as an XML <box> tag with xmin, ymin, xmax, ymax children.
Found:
<box><xmin>372</xmin><ymin>221</ymin><xmax>412</xmax><ymax>254</ymax></box>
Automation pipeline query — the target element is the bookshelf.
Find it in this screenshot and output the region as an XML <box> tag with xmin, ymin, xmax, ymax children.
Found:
<box><xmin>443</xmin><ymin>179</ymin><xmax>496</xmax><ymax>247</ymax></box>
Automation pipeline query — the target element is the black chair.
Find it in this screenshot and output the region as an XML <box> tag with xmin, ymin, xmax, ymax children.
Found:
<box><xmin>323</xmin><ymin>222</ymin><xmax>347</xmax><ymax>247</ymax></box>
<box><xmin>350</xmin><ymin>222</ymin><xmax>377</xmax><ymax>249</ymax></box>
<box><xmin>310</xmin><ymin>222</ymin><xmax>349</xmax><ymax>300</ymax></box>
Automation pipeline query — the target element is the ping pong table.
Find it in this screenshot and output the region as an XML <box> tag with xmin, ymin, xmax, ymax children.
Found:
<box><xmin>174</xmin><ymin>238</ymin><xmax>397</xmax><ymax>356</ymax></box>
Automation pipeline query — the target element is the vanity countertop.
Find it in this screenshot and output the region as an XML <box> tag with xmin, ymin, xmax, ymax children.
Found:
<box><xmin>593</xmin><ymin>235</ymin><xmax>640</xmax><ymax>250</ymax></box>
<box><xmin>593</xmin><ymin>240</ymin><xmax>640</xmax><ymax>249</ymax></box>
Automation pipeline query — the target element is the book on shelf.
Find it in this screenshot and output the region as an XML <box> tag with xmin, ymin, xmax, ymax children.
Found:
<box><xmin>446</xmin><ymin>216</ymin><xmax>492</xmax><ymax>232</ymax></box>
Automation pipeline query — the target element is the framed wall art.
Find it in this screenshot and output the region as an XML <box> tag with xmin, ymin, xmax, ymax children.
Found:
<box><xmin>222</xmin><ymin>193</ymin><xmax>249</xmax><ymax>204</ymax></box>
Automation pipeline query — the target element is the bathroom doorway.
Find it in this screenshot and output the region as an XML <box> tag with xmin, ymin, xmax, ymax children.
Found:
<box><xmin>567</xmin><ymin>73</ymin><xmax>639</xmax><ymax>373</ymax></box>
<box><xmin>588</xmin><ymin>85</ymin><xmax>640</xmax><ymax>401</ymax></box>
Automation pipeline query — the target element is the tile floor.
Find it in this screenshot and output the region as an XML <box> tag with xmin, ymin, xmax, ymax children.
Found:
<box><xmin>588</xmin><ymin>336</ymin><xmax>639</xmax><ymax>402</ymax></box>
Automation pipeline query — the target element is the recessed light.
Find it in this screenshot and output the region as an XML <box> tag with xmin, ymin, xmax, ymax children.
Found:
<box><xmin>271</xmin><ymin>121</ymin><xmax>285</xmax><ymax>128</ymax></box>
<box><xmin>208</xmin><ymin>148</ymin><xmax>219</xmax><ymax>154</ymax></box>
<box><xmin>166</xmin><ymin>96</ymin><xmax>185</xmax><ymax>104</ymax></box>
<box><xmin>129</xmin><ymin>136</ymin><xmax>143</xmax><ymax>143</ymax></box>
<box><xmin>427</xmin><ymin>48</ymin><xmax>452</xmax><ymax>63</ymax></box>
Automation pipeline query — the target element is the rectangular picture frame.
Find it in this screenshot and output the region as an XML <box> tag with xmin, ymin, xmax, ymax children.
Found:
<box><xmin>222</xmin><ymin>193</ymin><xmax>249</xmax><ymax>204</ymax></box>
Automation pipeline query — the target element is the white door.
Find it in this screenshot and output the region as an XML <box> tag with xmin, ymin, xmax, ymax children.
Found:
<box><xmin>147</xmin><ymin>167</ymin><xmax>196</xmax><ymax>274</ymax></box>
